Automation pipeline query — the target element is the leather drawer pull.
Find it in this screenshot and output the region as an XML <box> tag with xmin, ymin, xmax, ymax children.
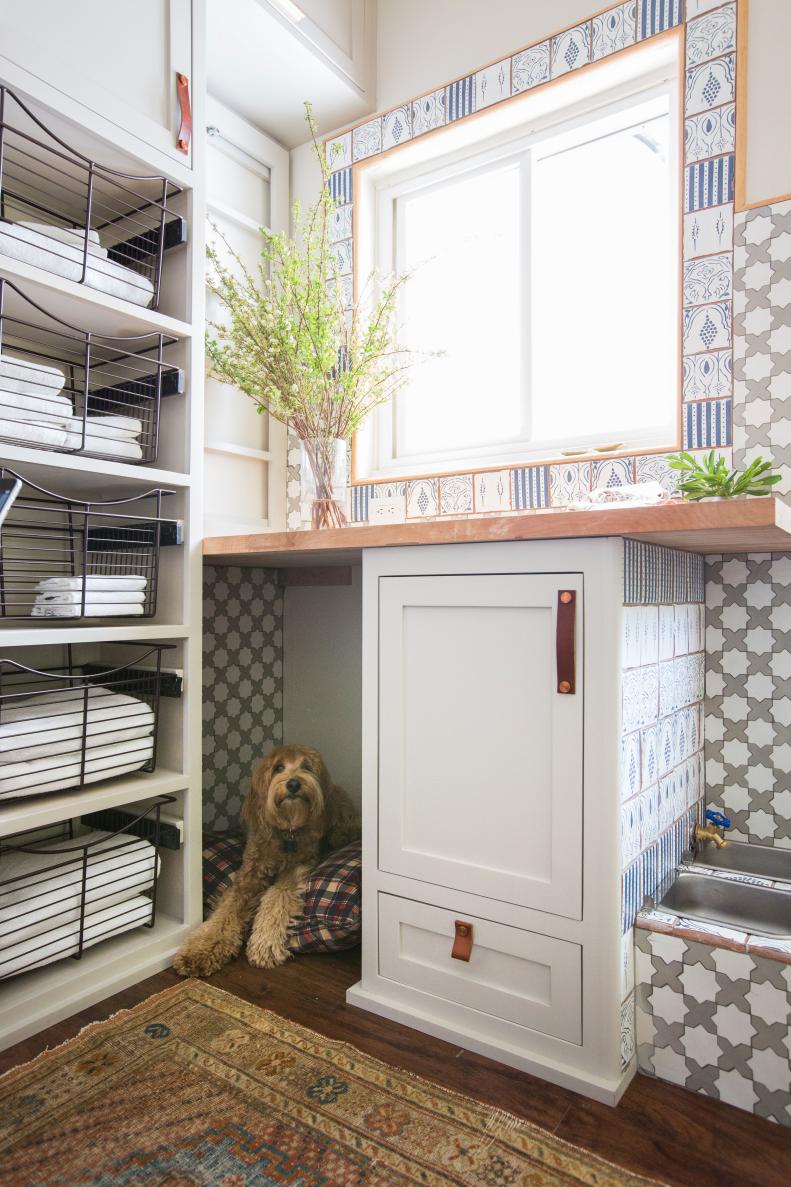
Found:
<box><xmin>556</xmin><ymin>590</ymin><xmax>576</xmax><ymax>694</ymax></box>
<box><xmin>452</xmin><ymin>920</ymin><xmax>473</xmax><ymax>962</ymax></box>
<box><xmin>176</xmin><ymin>73</ymin><xmax>192</xmax><ymax>154</ymax></box>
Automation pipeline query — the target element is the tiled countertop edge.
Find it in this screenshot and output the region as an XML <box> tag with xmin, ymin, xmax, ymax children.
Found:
<box><xmin>636</xmin><ymin>908</ymin><xmax>791</xmax><ymax>964</ymax></box>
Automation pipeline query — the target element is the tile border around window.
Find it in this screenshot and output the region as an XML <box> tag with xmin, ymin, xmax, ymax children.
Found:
<box><xmin>322</xmin><ymin>2</ymin><xmax>740</xmax><ymax>523</ymax></box>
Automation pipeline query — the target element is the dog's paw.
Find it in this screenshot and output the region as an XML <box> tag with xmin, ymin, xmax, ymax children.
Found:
<box><xmin>245</xmin><ymin>933</ymin><xmax>291</xmax><ymax>969</ymax></box>
<box><xmin>173</xmin><ymin>942</ymin><xmax>229</xmax><ymax>978</ymax></box>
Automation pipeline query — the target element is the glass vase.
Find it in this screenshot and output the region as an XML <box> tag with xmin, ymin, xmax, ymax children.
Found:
<box><xmin>299</xmin><ymin>438</ymin><xmax>348</xmax><ymax>529</ymax></box>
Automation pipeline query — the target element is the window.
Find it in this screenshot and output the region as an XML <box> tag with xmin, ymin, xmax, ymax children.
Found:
<box><xmin>355</xmin><ymin>58</ymin><xmax>679</xmax><ymax>480</ymax></box>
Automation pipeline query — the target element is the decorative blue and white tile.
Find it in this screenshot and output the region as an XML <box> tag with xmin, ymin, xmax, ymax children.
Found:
<box><xmin>659</xmin><ymin>604</ymin><xmax>675</xmax><ymax>661</ymax></box>
<box><xmin>683</xmin><ymin>301</ymin><xmax>732</xmax><ymax>353</ymax></box>
<box><xmin>439</xmin><ymin>474</ymin><xmax>474</xmax><ymax>514</ymax></box>
<box><xmin>660</xmin><ymin>659</ymin><xmax>677</xmax><ymax>717</ymax></box>
<box><xmin>406</xmin><ymin>478</ymin><xmax>439</xmax><ymax>518</ymax></box>
<box><xmin>674</xmin><ymin>603</ymin><xmax>691</xmax><ymax>656</ymax></box>
<box><xmin>474</xmin><ymin>469</ymin><xmax>512</xmax><ymax>512</ymax></box>
<box><xmin>328</xmin><ymin>167</ymin><xmax>352</xmax><ymax>206</ymax></box>
<box><xmin>621</xmin><ymin>730</ymin><xmax>642</xmax><ymax>801</ymax></box>
<box><xmin>687</xmin><ymin>0</ymin><xmax>731</xmax><ymax>13</ymax></box>
<box><xmin>658</xmin><ymin>715</ymin><xmax>675</xmax><ymax>777</ymax></box>
<box><xmin>592</xmin><ymin>457</ymin><xmax>634</xmax><ymax>490</ymax></box>
<box><xmin>511</xmin><ymin>42</ymin><xmax>550</xmax><ymax>93</ymax></box>
<box><xmin>549</xmin><ymin>461</ymin><xmax>591</xmax><ymax>506</ymax></box>
<box><xmin>326</xmin><ymin>273</ymin><xmax>353</xmax><ymax>309</ymax></box>
<box><xmin>642</xmin><ymin>724</ymin><xmax>659</xmax><ymax>790</ymax></box>
<box><xmin>352</xmin><ymin>117</ymin><xmax>382</xmax><ymax>163</ymax></box>
<box><xmin>684</xmin><ymin>399</ymin><xmax>732</xmax><ymax>447</ymax></box>
<box><xmin>623</xmin><ymin>606</ymin><xmax>643</xmax><ymax>669</ymax></box>
<box><xmin>592</xmin><ymin>2</ymin><xmax>636</xmax><ymax>61</ymax></box>
<box><xmin>445</xmin><ymin>76</ymin><xmax>476</xmax><ymax>123</ymax></box>
<box><xmin>329</xmin><ymin>238</ymin><xmax>352</xmax><ymax>276</ymax></box>
<box><xmin>382</xmin><ymin>105</ymin><xmax>412</xmax><ymax>150</ymax></box>
<box><xmin>640</xmin><ymin>664</ymin><xmax>660</xmax><ymax>728</ymax></box>
<box><xmin>685</xmin><ymin>155</ymin><xmax>735</xmax><ymax>212</ymax></box>
<box><xmin>622</xmin><ymin>860</ymin><xmax>642</xmax><ymax>929</ymax></box>
<box><xmin>350</xmin><ymin>483</ymin><xmax>375</xmax><ymax>522</ymax></box>
<box><xmin>622</xmin><ymin>797</ymin><xmax>642</xmax><ymax>865</ymax></box>
<box><xmin>685</xmin><ymin>54</ymin><xmax>736</xmax><ymax>116</ymax></box>
<box><xmin>621</xmin><ymin>994</ymin><xmax>636</xmax><ymax>1069</ymax></box>
<box><xmin>658</xmin><ymin>775</ymin><xmax>676</xmax><ymax>832</ymax></box>
<box><xmin>411</xmin><ymin>89</ymin><xmax>446</xmax><ymax>136</ymax></box>
<box><xmin>329</xmin><ymin>204</ymin><xmax>353</xmax><ymax>244</ymax></box>
<box><xmin>475</xmin><ymin>59</ymin><xmax>511</xmax><ymax>109</ymax></box>
<box><xmin>640</xmin><ymin>605</ymin><xmax>660</xmax><ymax>667</ymax></box>
<box><xmin>622</xmin><ymin>669</ymin><xmax>643</xmax><ymax>735</ymax></box>
<box><xmin>684</xmin><ymin>203</ymin><xmax>733</xmax><ymax>258</ymax></box>
<box><xmin>325</xmin><ymin>131</ymin><xmax>352</xmax><ymax>170</ymax></box>
<box><xmin>635</xmin><ymin>454</ymin><xmax>680</xmax><ymax>493</ymax></box>
<box><xmin>638</xmin><ymin>0</ymin><xmax>682</xmax><ymax>39</ymax></box>
<box><xmin>684</xmin><ymin>252</ymin><xmax>732</xmax><ymax>305</ymax></box>
<box><xmin>686</xmin><ymin>2</ymin><xmax>736</xmax><ymax>67</ymax></box>
<box><xmin>683</xmin><ymin>347</ymin><xmax>732</xmax><ymax>399</ymax></box>
<box><xmin>511</xmin><ymin>465</ymin><xmax>550</xmax><ymax>509</ymax></box>
<box><xmin>685</xmin><ymin>104</ymin><xmax>736</xmax><ymax>164</ymax></box>
<box><xmin>551</xmin><ymin>24</ymin><xmax>590</xmax><ymax>78</ymax></box>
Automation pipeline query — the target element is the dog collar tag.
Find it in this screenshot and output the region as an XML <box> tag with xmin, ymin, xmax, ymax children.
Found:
<box><xmin>281</xmin><ymin>829</ymin><xmax>297</xmax><ymax>852</ymax></box>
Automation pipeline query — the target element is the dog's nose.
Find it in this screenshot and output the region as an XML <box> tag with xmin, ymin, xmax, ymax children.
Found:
<box><xmin>286</xmin><ymin>778</ymin><xmax>301</xmax><ymax>795</ymax></box>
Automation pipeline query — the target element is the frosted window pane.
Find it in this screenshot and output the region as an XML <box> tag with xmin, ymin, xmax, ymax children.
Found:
<box><xmin>530</xmin><ymin>112</ymin><xmax>675</xmax><ymax>442</ymax></box>
<box><xmin>396</xmin><ymin>162</ymin><xmax>524</xmax><ymax>456</ymax></box>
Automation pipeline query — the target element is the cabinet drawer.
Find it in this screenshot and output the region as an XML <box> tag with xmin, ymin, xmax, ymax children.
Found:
<box><xmin>378</xmin><ymin>894</ymin><xmax>582</xmax><ymax>1044</ymax></box>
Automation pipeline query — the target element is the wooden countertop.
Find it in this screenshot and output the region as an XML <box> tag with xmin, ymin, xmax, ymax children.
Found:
<box><xmin>203</xmin><ymin>496</ymin><xmax>791</xmax><ymax>566</ymax></box>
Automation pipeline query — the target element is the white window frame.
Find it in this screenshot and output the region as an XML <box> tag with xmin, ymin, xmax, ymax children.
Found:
<box><xmin>354</xmin><ymin>49</ymin><xmax>680</xmax><ymax>482</ymax></box>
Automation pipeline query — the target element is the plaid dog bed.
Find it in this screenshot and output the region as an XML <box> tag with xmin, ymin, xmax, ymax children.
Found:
<box><xmin>202</xmin><ymin>833</ymin><xmax>361</xmax><ymax>953</ymax></box>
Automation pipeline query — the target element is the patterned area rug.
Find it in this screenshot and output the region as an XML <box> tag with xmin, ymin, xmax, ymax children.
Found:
<box><xmin>0</xmin><ymin>981</ymin><xmax>663</xmax><ymax>1186</ymax></box>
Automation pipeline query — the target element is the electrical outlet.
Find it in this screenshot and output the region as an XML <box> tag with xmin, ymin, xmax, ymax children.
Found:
<box><xmin>369</xmin><ymin>496</ymin><xmax>406</xmax><ymax>524</ymax></box>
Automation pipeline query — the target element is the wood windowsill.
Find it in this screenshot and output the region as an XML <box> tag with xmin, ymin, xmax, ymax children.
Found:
<box><xmin>203</xmin><ymin>497</ymin><xmax>791</xmax><ymax>567</ymax></box>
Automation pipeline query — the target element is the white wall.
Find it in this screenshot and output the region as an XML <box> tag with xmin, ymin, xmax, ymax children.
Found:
<box><xmin>742</xmin><ymin>0</ymin><xmax>791</xmax><ymax>207</ymax></box>
<box><xmin>282</xmin><ymin>571</ymin><xmax>363</xmax><ymax>804</ymax></box>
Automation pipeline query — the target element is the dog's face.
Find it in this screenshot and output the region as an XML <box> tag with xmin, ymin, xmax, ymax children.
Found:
<box><xmin>246</xmin><ymin>744</ymin><xmax>329</xmax><ymax>834</ymax></box>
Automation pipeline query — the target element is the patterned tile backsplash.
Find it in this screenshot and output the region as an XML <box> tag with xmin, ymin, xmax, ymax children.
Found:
<box><xmin>203</xmin><ymin>566</ymin><xmax>284</xmax><ymax>831</ymax></box>
<box><xmin>316</xmin><ymin>0</ymin><xmax>742</xmax><ymax>522</ymax></box>
<box><xmin>705</xmin><ymin>553</ymin><xmax>791</xmax><ymax>847</ymax></box>
<box><xmin>621</xmin><ymin>543</ymin><xmax>706</xmax><ymax>937</ymax></box>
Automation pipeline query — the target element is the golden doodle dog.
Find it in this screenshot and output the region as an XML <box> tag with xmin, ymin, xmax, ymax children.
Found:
<box><xmin>174</xmin><ymin>744</ymin><xmax>360</xmax><ymax>976</ymax></box>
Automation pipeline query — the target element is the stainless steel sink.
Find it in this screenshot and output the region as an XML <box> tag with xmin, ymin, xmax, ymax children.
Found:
<box><xmin>659</xmin><ymin>871</ymin><xmax>791</xmax><ymax>937</ymax></box>
<box><xmin>694</xmin><ymin>839</ymin><xmax>791</xmax><ymax>882</ymax></box>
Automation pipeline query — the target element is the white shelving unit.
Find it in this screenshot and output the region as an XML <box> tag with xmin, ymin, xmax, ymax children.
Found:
<box><xmin>0</xmin><ymin>2</ymin><xmax>205</xmax><ymax>1048</ymax></box>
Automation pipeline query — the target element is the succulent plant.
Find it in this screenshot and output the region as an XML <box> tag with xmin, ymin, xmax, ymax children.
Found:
<box><xmin>666</xmin><ymin>451</ymin><xmax>782</xmax><ymax>500</ymax></box>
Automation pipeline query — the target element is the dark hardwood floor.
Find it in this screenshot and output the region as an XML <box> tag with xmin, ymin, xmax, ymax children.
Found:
<box><xmin>2</xmin><ymin>949</ymin><xmax>790</xmax><ymax>1187</ymax></box>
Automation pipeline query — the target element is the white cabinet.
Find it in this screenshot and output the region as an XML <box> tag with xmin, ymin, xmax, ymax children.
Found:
<box><xmin>349</xmin><ymin>539</ymin><xmax>627</xmax><ymax>1105</ymax></box>
<box><xmin>377</xmin><ymin>573</ymin><xmax>582</xmax><ymax>917</ymax></box>
<box><xmin>0</xmin><ymin>0</ymin><xmax>193</xmax><ymax>165</ymax></box>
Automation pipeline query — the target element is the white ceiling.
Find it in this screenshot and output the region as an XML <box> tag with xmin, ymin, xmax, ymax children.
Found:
<box><xmin>207</xmin><ymin>0</ymin><xmax>375</xmax><ymax>148</ymax></box>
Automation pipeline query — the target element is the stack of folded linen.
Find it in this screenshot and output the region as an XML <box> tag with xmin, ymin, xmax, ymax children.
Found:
<box><xmin>0</xmin><ymin>222</ymin><xmax>155</xmax><ymax>307</ymax></box>
<box><xmin>0</xmin><ymin>350</ymin><xmax>145</xmax><ymax>459</ymax></box>
<box><xmin>0</xmin><ymin>827</ymin><xmax>158</xmax><ymax>978</ymax></box>
<box><xmin>0</xmin><ymin>685</ymin><xmax>156</xmax><ymax>800</ymax></box>
<box><xmin>31</xmin><ymin>575</ymin><xmax>148</xmax><ymax>618</ymax></box>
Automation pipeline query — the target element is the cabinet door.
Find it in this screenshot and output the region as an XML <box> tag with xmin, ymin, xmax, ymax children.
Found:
<box><xmin>0</xmin><ymin>0</ymin><xmax>192</xmax><ymax>164</ymax></box>
<box><xmin>378</xmin><ymin>573</ymin><xmax>583</xmax><ymax>918</ymax></box>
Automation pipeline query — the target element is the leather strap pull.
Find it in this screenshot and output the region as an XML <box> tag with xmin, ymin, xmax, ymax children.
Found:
<box><xmin>557</xmin><ymin>590</ymin><xmax>576</xmax><ymax>694</ymax></box>
<box><xmin>176</xmin><ymin>73</ymin><xmax>192</xmax><ymax>154</ymax></box>
<box><xmin>451</xmin><ymin>920</ymin><xmax>473</xmax><ymax>962</ymax></box>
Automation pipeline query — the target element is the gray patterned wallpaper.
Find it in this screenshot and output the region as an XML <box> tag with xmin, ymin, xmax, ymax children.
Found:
<box><xmin>202</xmin><ymin>566</ymin><xmax>284</xmax><ymax>831</ymax></box>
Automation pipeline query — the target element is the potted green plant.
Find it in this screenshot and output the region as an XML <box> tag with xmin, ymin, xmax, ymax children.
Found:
<box><xmin>205</xmin><ymin>104</ymin><xmax>415</xmax><ymax>529</ymax></box>
<box><xmin>666</xmin><ymin>451</ymin><xmax>782</xmax><ymax>501</ymax></box>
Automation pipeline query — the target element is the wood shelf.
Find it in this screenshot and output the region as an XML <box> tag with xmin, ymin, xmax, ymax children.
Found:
<box><xmin>204</xmin><ymin>496</ymin><xmax>791</xmax><ymax>566</ymax></box>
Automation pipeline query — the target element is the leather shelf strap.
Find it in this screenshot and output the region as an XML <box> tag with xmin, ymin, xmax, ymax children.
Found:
<box><xmin>557</xmin><ymin>589</ymin><xmax>576</xmax><ymax>694</ymax></box>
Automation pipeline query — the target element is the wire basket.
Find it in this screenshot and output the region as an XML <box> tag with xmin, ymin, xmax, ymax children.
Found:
<box><xmin>0</xmin><ymin>86</ymin><xmax>184</xmax><ymax>310</ymax></box>
<box><xmin>0</xmin><ymin>643</ymin><xmax>174</xmax><ymax>802</ymax></box>
<box><xmin>0</xmin><ymin>795</ymin><xmax>174</xmax><ymax>980</ymax></box>
<box><xmin>0</xmin><ymin>467</ymin><xmax>177</xmax><ymax>620</ymax></box>
<box><xmin>0</xmin><ymin>278</ymin><xmax>182</xmax><ymax>463</ymax></box>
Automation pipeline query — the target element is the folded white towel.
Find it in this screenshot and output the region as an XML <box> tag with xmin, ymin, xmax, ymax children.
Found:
<box><xmin>36</xmin><ymin>575</ymin><xmax>148</xmax><ymax>592</ymax></box>
<box><xmin>3</xmin><ymin>720</ymin><xmax>154</xmax><ymax>763</ymax></box>
<box><xmin>62</xmin><ymin>428</ymin><xmax>144</xmax><ymax>460</ymax></box>
<box><xmin>0</xmin><ymin>400</ymin><xmax>73</xmax><ymax>425</ymax></box>
<box><xmin>0</xmin><ymin>829</ymin><xmax>158</xmax><ymax>947</ymax></box>
<box><xmin>0</xmin><ymin>222</ymin><xmax>156</xmax><ymax>308</ymax></box>
<box><xmin>33</xmin><ymin>590</ymin><xmax>146</xmax><ymax>606</ymax></box>
<box><xmin>0</xmin><ymin>351</ymin><xmax>68</xmax><ymax>398</ymax></box>
<box><xmin>0</xmin><ymin>735</ymin><xmax>155</xmax><ymax>798</ymax></box>
<box><xmin>61</xmin><ymin>413</ymin><xmax>143</xmax><ymax>442</ymax></box>
<box><xmin>0</xmin><ymin>416</ymin><xmax>144</xmax><ymax>459</ymax></box>
<box><xmin>0</xmin><ymin>894</ymin><xmax>153</xmax><ymax>980</ymax></box>
<box><xmin>0</xmin><ymin>687</ymin><xmax>154</xmax><ymax>758</ymax></box>
<box><xmin>16</xmin><ymin>221</ymin><xmax>105</xmax><ymax>256</ymax></box>
<box><xmin>31</xmin><ymin>601</ymin><xmax>144</xmax><ymax>619</ymax></box>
